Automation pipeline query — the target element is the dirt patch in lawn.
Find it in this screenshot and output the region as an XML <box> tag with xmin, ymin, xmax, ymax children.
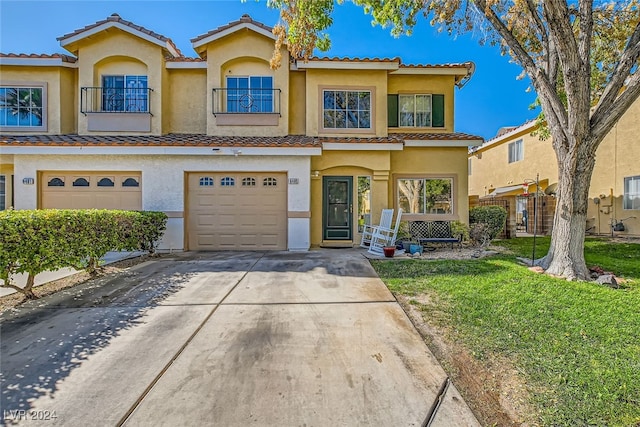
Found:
<box><xmin>0</xmin><ymin>255</ymin><xmax>157</xmax><ymax>314</ymax></box>
<box><xmin>396</xmin><ymin>293</ymin><xmax>539</xmax><ymax>427</ymax></box>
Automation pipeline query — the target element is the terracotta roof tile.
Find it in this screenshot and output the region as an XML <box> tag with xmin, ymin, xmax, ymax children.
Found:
<box><xmin>0</xmin><ymin>133</ymin><xmax>482</xmax><ymax>148</ymax></box>
<box><xmin>399</xmin><ymin>62</ymin><xmax>473</xmax><ymax>69</ymax></box>
<box><xmin>0</xmin><ymin>134</ymin><xmax>318</xmax><ymax>148</ymax></box>
<box><xmin>308</xmin><ymin>56</ymin><xmax>401</xmax><ymax>63</ymax></box>
<box><xmin>57</xmin><ymin>13</ymin><xmax>181</xmax><ymax>57</ymax></box>
<box><xmin>391</xmin><ymin>132</ymin><xmax>483</xmax><ymax>141</ymax></box>
<box><xmin>191</xmin><ymin>14</ymin><xmax>273</xmax><ymax>43</ymax></box>
<box><xmin>0</xmin><ymin>53</ymin><xmax>77</xmax><ymax>63</ymax></box>
<box><xmin>165</xmin><ymin>56</ymin><xmax>205</xmax><ymax>63</ymax></box>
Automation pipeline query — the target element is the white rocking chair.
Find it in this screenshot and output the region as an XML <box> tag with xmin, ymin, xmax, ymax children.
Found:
<box><xmin>360</xmin><ymin>209</ymin><xmax>394</xmax><ymax>248</ymax></box>
<box><xmin>368</xmin><ymin>209</ymin><xmax>403</xmax><ymax>256</ymax></box>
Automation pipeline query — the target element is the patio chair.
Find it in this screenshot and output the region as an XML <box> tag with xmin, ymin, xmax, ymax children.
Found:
<box><xmin>368</xmin><ymin>209</ymin><xmax>403</xmax><ymax>256</ymax></box>
<box><xmin>360</xmin><ymin>209</ymin><xmax>394</xmax><ymax>248</ymax></box>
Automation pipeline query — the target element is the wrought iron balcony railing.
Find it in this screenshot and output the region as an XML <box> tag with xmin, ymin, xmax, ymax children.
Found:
<box><xmin>80</xmin><ymin>87</ymin><xmax>153</xmax><ymax>115</ymax></box>
<box><xmin>212</xmin><ymin>88</ymin><xmax>281</xmax><ymax>116</ymax></box>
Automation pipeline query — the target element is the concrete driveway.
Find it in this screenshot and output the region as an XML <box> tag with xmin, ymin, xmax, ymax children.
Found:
<box><xmin>1</xmin><ymin>250</ymin><xmax>478</xmax><ymax>426</ymax></box>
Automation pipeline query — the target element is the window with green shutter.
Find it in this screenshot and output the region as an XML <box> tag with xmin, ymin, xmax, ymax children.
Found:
<box><xmin>432</xmin><ymin>94</ymin><xmax>445</xmax><ymax>127</ymax></box>
<box><xmin>387</xmin><ymin>94</ymin><xmax>398</xmax><ymax>127</ymax></box>
<box><xmin>387</xmin><ymin>93</ymin><xmax>444</xmax><ymax>128</ymax></box>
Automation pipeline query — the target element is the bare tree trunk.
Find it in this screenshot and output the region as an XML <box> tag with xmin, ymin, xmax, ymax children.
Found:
<box><xmin>539</xmin><ymin>141</ymin><xmax>595</xmax><ymax>280</ymax></box>
<box><xmin>22</xmin><ymin>274</ymin><xmax>37</xmax><ymax>300</ymax></box>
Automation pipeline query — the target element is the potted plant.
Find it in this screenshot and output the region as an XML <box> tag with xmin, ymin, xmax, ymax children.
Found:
<box><xmin>383</xmin><ymin>246</ymin><xmax>396</xmax><ymax>258</ymax></box>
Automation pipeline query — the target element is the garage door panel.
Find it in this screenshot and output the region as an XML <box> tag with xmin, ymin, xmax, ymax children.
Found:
<box><xmin>41</xmin><ymin>172</ymin><xmax>142</xmax><ymax>211</ymax></box>
<box><xmin>188</xmin><ymin>172</ymin><xmax>287</xmax><ymax>250</ymax></box>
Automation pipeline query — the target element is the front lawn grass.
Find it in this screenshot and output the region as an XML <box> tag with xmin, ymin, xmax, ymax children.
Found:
<box><xmin>372</xmin><ymin>237</ymin><xmax>640</xmax><ymax>426</ymax></box>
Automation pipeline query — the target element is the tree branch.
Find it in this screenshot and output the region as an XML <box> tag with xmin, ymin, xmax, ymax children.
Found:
<box><xmin>474</xmin><ymin>0</ymin><xmax>569</xmax><ymax>143</ymax></box>
<box><xmin>593</xmin><ymin>20</ymin><xmax>640</xmax><ymax>116</ymax></box>
<box><xmin>590</xmin><ymin>70</ymin><xmax>640</xmax><ymax>143</ymax></box>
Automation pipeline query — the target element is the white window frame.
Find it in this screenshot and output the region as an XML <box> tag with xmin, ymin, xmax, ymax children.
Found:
<box><xmin>623</xmin><ymin>175</ymin><xmax>640</xmax><ymax>210</ymax></box>
<box><xmin>321</xmin><ymin>89</ymin><xmax>372</xmax><ymax>131</ymax></box>
<box><xmin>102</xmin><ymin>75</ymin><xmax>149</xmax><ymax>113</ymax></box>
<box><xmin>226</xmin><ymin>76</ymin><xmax>274</xmax><ymax>113</ymax></box>
<box><xmin>399</xmin><ymin>94</ymin><xmax>432</xmax><ymax>127</ymax></box>
<box><xmin>508</xmin><ymin>139</ymin><xmax>524</xmax><ymax>163</ymax></box>
<box><xmin>0</xmin><ymin>82</ymin><xmax>47</xmax><ymax>131</ymax></box>
<box><xmin>396</xmin><ymin>175</ymin><xmax>456</xmax><ymax>219</ymax></box>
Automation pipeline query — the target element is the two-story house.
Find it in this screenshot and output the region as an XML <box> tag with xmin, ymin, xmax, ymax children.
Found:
<box><xmin>468</xmin><ymin>97</ymin><xmax>640</xmax><ymax>237</ymax></box>
<box><xmin>0</xmin><ymin>14</ymin><xmax>482</xmax><ymax>251</ymax></box>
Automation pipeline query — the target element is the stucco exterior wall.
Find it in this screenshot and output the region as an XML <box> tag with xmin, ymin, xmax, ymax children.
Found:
<box><xmin>305</xmin><ymin>69</ymin><xmax>388</xmax><ymax>137</ymax></box>
<box><xmin>13</xmin><ymin>154</ymin><xmax>312</xmax><ymax>250</ymax></box>
<box><xmin>468</xmin><ymin>129</ymin><xmax>557</xmax><ymax>197</ymax></box>
<box><xmin>387</xmin><ymin>74</ymin><xmax>455</xmax><ymax>133</ymax></box>
<box><xmin>75</xmin><ymin>30</ymin><xmax>165</xmax><ymax>135</ymax></box>
<box><xmin>289</xmin><ymin>70</ymin><xmax>306</xmax><ymax>135</ymax></box>
<box><xmin>205</xmin><ymin>31</ymin><xmax>289</xmax><ymax>136</ymax></box>
<box><xmin>0</xmin><ymin>66</ymin><xmax>70</xmax><ymax>134</ymax></box>
<box><xmin>167</xmin><ymin>69</ymin><xmax>207</xmax><ymax>134</ymax></box>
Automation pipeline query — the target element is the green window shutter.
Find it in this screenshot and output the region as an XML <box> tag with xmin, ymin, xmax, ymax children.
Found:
<box><xmin>387</xmin><ymin>94</ymin><xmax>398</xmax><ymax>127</ymax></box>
<box><xmin>432</xmin><ymin>94</ymin><xmax>445</xmax><ymax>127</ymax></box>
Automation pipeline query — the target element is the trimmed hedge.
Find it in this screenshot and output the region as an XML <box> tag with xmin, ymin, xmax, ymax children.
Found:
<box><xmin>469</xmin><ymin>206</ymin><xmax>508</xmax><ymax>240</ymax></box>
<box><xmin>0</xmin><ymin>209</ymin><xmax>167</xmax><ymax>299</ymax></box>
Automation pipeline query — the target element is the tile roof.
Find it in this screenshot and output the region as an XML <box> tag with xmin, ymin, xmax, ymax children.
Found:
<box><xmin>307</xmin><ymin>56</ymin><xmax>401</xmax><ymax>63</ymax></box>
<box><xmin>391</xmin><ymin>132</ymin><xmax>483</xmax><ymax>141</ymax></box>
<box><xmin>191</xmin><ymin>14</ymin><xmax>273</xmax><ymax>43</ymax></box>
<box><xmin>0</xmin><ymin>134</ymin><xmax>318</xmax><ymax>148</ymax></box>
<box><xmin>0</xmin><ymin>133</ymin><xmax>483</xmax><ymax>147</ymax></box>
<box><xmin>399</xmin><ymin>62</ymin><xmax>473</xmax><ymax>69</ymax></box>
<box><xmin>57</xmin><ymin>13</ymin><xmax>182</xmax><ymax>57</ymax></box>
<box><xmin>0</xmin><ymin>53</ymin><xmax>77</xmax><ymax>63</ymax></box>
<box><xmin>165</xmin><ymin>56</ymin><xmax>205</xmax><ymax>63</ymax></box>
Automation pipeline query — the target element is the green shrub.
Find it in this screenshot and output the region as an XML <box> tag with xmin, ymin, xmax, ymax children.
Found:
<box><xmin>469</xmin><ymin>206</ymin><xmax>507</xmax><ymax>240</ymax></box>
<box><xmin>450</xmin><ymin>220</ymin><xmax>470</xmax><ymax>242</ymax></box>
<box><xmin>0</xmin><ymin>209</ymin><xmax>167</xmax><ymax>299</ymax></box>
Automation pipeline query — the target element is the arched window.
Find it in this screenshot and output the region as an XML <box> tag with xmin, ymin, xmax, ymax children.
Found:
<box><xmin>97</xmin><ymin>177</ymin><xmax>115</xmax><ymax>187</ymax></box>
<box><xmin>199</xmin><ymin>177</ymin><xmax>214</xmax><ymax>187</ymax></box>
<box><xmin>263</xmin><ymin>177</ymin><xmax>277</xmax><ymax>187</ymax></box>
<box><xmin>122</xmin><ymin>177</ymin><xmax>140</xmax><ymax>187</ymax></box>
<box><xmin>242</xmin><ymin>177</ymin><xmax>256</xmax><ymax>187</ymax></box>
<box><xmin>220</xmin><ymin>177</ymin><xmax>235</xmax><ymax>187</ymax></box>
<box><xmin>47</xmin><ymin>177</ymin><xmax>65</xmax><ymax>187</ymax></box>
<box><xmin>72</xmin><ymin>178</ymin><xmax>90</xmax><ymax>187</ymax></box>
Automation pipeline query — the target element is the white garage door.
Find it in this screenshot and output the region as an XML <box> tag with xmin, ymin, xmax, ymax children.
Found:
<box><xmin>40</xmin><ymin>171</ymin><xmax>142</xmax><ymax>210</ymax></box>
<box><xmin>187</xmin><ymin>172</ymin><xmax>287</xmax><ymax>250</ymax></box>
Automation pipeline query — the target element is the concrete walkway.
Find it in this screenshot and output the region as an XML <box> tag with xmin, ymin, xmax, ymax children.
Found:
<box><xmin>0</xmin><ymin>250</ymin><xmax>479</xmax><ymax>426</ymax></box>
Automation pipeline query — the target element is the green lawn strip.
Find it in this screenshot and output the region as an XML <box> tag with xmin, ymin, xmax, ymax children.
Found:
<box><xmin>372</xmin><ymin>254</ymin><xmax>640</xmax><ymax>426</ymax></box>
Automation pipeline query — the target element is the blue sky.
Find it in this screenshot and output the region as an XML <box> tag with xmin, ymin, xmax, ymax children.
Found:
<box><xmin>0</xmin><ymin>0</ymin><xmax>539</xmax><ymax>139</ymax></box>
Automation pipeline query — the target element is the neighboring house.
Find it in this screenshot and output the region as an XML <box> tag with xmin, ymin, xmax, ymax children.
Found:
<box><xmin>468</xmin><ymin>97</ymin><xmax>640</xmax><ymax>237</ymax></box>
<box><xmin>0</xmin><ymin>14</ymin><xmax>482</xmax><ymax>251</ymax></box>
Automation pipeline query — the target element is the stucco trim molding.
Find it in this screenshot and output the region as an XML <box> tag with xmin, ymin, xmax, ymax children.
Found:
<box><xmin>0</xmin><ymin>58</ymin><xmax>78</xmax><ymax>68</ymax></box>
<box><xmin>404</xmin><ymin>140</ymin><xmax>482</xmax><ymax>148</ymax></box>
<box><xmin>322</xmin><ymin>143</ymin><xmax>403</xmax><ymax>151</ymax></box>
<box><xmin>0</xmin><ymin>146</ymin><xmax>322</xmax><ymax>156</ymax></box>
<box><xmin>165</xmin><ymin>62</ymin><xmax>207</xmax><ymax>69</ymax></box>
<box><xmin>163</xmin><ymin>211</ymin><xmax>184</xmax><ymax>218</ymax></box>
<box><xmin>192</xmin><ymin>22</ymin><xmax>276</xmax><ymax>48</ymax></box>
<box><xmin>288</xmin><ymin>211</ymin><xmax>311</xmax><ymax>218</ymax></box>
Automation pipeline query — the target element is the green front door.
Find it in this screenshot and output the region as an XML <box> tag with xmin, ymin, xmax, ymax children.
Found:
<box><xmin>323</xmin><ymin>176</ymin><xmax>353</xmax><ymax>240</ymax></box>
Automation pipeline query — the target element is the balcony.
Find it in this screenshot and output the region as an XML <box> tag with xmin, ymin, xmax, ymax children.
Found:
<box><xmin>212</xmin><ymin>88</ymin><xmax>281</xmax><ymax>126</ymax></box>
<box><xmin>80</xmin><ymin>87</ymin><xmax>153</xmax><ymax>132</ymax></box>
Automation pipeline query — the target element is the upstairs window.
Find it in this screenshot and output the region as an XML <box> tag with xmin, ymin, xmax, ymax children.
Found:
<box><xmin>0</xmin><ymin>86</ymin><xmax>45</xmax><ymax>130</ymax></box>
<box><xmin>388</xmin><ymin>94</ymin><xmax>444</xmax><ymax>128</ymax></box>
<box><xmin>226</xmin><ymin>76</ymin><xmax>273</xmax><ymax>113</ymax></box>
<box><xmin>508</xmin><ymin>139</ymin><xmax>524</xmax><ymax>163</ymax></box>
<box><xmin>102</xmin><ymin>75</ymin><xmax>148</xmax><ymax>112</ymax></box>
<box><xmin>323</xmin><ymin>90</ymin><xmax>371</xmax><ymax>129</ymax></box>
